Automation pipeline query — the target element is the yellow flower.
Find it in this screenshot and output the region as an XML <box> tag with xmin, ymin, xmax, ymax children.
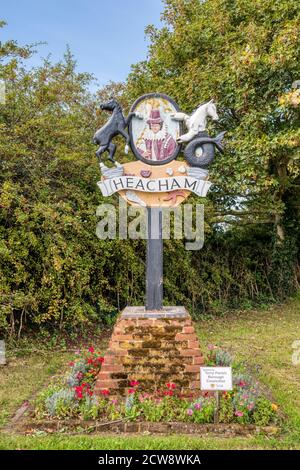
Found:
<box><xmin>271</xmin><ymin>403</ymin><xmax>278</xmax><ymax>412</ymax></box>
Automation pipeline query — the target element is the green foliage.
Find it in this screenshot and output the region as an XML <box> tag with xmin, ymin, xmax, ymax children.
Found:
<box><xmin>125</xmin><ymin>0</ymin><xmax>300</xmax><ymax>307</ymax></box>
<box><xmin>219</xmin><ymin>394</ymin><xmax>235</xmax><ymax>423</ymax></box>
<box><xmin>0</xmin><ymin>25</ymin><xmax>145</xmax><ymax>334</ymax></box>
<box><xmin>253</xmin><ymin>397</ymin><xmax>277</xmax><ymax>426</ymax></box>
<box><xmin>188</xmin><ymin>397</ymin><xmax>215</xmax><ymax>424</ymax></box>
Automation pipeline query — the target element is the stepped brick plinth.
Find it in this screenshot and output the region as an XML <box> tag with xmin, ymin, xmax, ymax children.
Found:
<box><xmin>94</xmin><ymin>306</ymin><xmax>204</xmax><ymax>396</ymax></box>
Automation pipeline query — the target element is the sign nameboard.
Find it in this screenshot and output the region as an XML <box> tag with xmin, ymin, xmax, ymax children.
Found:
<box><xmin>98</xmin><ymin>175</ymin><xmax>212</xmax><ymax>198</ymax></box>
<box><xmin>200</xmin><ymin>367</ymin><xmax>233</xmax><ymax>391</ymax></box>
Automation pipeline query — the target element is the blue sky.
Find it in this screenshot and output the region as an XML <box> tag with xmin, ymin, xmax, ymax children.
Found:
<box><xmin>1</xmin><ymin>0</ymin><xmax>164</xmax><ymax>86</ymax></box>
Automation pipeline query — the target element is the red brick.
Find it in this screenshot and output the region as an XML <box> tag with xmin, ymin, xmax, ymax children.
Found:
<box><xmin>176</xmin><ymin>333</ymin><xmax>198</xmax><ymax>341</ymax></box>
<box><xmin>95</xmin><ymin>307</ymin><xmax>203</xmax><ymax>397</ymax></box>
<box><xmin>193</xmin><ymin>356</ymin><xmax>204</xmax><ymax>365</ymax></box>
<box><xmin>105</xmin><ymin>349</ymin><xmax>116</xmax><ymax>356</ymax></box>
<box><xmin>114</xmin><ymin>349</ymin><xmax>128</xmax><ymax>357</ymax></box>
<box><xmin>119</xmin><ymin>341</ymin><xmax>143</xmax><ymax>349</ymax></box>
<box><xmin>180</xmin><ymin>349</ymin><xmax>202</xmax><ymax>356</ymax></box>
<box><xmin>122</xmin><ymin>320</ymin><xmax>137</xmax><ymax>327</ymax></box>
<box><xmin>183</xmin><ymin>326</ymin><xmax>195</xmax><ymax>334</ymax></box>
<box><xmin>113</xmin><ymin>327</ymin><xmax>123</xmax><ymax>334</ymax></box>
<box><xmin>137</xmin><ymin>319</ymin><xmax>154</xmax><ymax>327</ymax></box>
<box><xmin>102</xmin><ymin>355</ymin><xmax>116</xmax><ymax>364</ymax></box>
<box><xmin>95</xmin><ymin>379</ymin><xmax>120</xmax><ymax>390</ymax></box>
<box><xmin>113</xmin><ymin>334</ymin><xmax>132</xmax><ymax>341</ymax></box>
<box><xmin>101</xmin><ymin>365</ymin><xmax>123</xmax><ymax>373</ymax></box>
<box><xmin>185</xmin><ymin>364</ymin><xmax>201</xmax><ymax>373</ymax></box>
<box><xmin>96</xmin><ymin>372</ymin><xmax>112</xmax><ymax>380</ymax></box>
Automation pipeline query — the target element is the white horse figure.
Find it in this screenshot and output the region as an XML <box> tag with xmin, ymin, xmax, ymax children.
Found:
<box><xmin>171</xmin><ymin>99</ymin><xmax>219</xmax><ymax>143</ymax></box>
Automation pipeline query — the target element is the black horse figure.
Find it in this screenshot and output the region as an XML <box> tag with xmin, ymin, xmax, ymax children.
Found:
<box><xmin>93</xmin><ymin>97</ymin><xmax>136</xmax><ymax>163</ymax></box>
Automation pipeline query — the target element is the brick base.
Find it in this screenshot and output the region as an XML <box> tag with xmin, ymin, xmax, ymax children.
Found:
<box><xmin>94</xmin><ymin>306</ymin><xmax>204</xmax><ymax>396</ymax></box>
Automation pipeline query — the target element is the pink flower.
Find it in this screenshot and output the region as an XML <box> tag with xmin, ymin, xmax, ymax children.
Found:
<box><xmin>142</xmin><ymin>393</ymin><xmax>151</xmax><ymax>400</ymax></box>
<box><xmin>207</xmin><ymin>344</ymin><xmax>217</xmax><ymax>350</ymax></box>
<box><xmin>129</xmin><ymin>380</ymin><xmax>139</xmax><ymax>387</ymax></box>
<box><xmin>68</xmin><ymin>361</ymin><xmax>75</xmax><ymax>367</ymax></box>
<box><xmin>235</xmin><ymin>411</ymin><xmax>244</xmax><ymax>417</ymax></box>
<box><xmin>88</xmin><ymin>346</ymin><xmax>95</xmax><ymax>354</ymax></box>
<box><xmin>238</xmin><ymin>380</ymin><xmax>246</xmax><ymax>387</ymax></box>
<box><xmin>194</xmin><ymin>403</ymin><xmax>202</xmax><ymax>410</ymax></box>
<box><xmin>187</xmin><ymin>409</ymin><xmax>193</xmax><ymax>416</ymax></box>
<box><xmin>76</xmin><ymin>372</ymin><xmax>83</xmax><ymax>380</ymax></box>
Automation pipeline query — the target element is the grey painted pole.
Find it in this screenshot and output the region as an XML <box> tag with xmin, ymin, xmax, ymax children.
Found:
<box><xmin>146</xmin><ymin>207</ymin><xmax>163</xmax><ymax>310</ymax></box>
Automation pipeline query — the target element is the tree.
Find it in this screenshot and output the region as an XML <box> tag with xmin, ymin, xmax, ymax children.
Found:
<box><xmin>124</xmin><ymin>0</ymin><xmax>300</xmax><ymax>301</ymax></box>
<box><xmin>0</xmin><ymin>25</ymin><xmax>145</xmax><ymax>335</ymax></box>
<box><xmin>125</xmin><ymin>0</ymin><xmax>300</xmax><ymax>239</ymax></box>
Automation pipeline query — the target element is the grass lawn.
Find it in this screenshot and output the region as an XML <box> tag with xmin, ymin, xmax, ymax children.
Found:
<box><xmin>0</xmin><ymin>296</ymin><xmax>299</xmax><ymax>450</ymax></box>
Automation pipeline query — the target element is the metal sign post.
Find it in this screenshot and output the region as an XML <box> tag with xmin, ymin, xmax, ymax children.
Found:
<box><xmin>146</xmin><ymin>208</ymin><xmax>163</xmax><ymax>310</ymax></box>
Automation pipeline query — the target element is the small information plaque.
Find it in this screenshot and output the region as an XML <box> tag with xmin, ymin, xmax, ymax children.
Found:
<box><xmin>200</xmin><ymin>366</ymin><xmax>232</xmax><ymax>391</ymax></box>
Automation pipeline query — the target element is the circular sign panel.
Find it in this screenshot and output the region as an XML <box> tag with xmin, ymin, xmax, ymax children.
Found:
<box><xmin>129</xmin><ymin>93</ymin><xmax>182</xmax><ymax>166</ymax></box>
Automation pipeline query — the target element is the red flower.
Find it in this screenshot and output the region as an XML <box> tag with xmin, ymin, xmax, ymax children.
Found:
<box><xmin>87</xmin><ymin>358</ymin><xmax>94</xmax><ymax>365</ymax></box>
<box><xmin>95</xmin><ymin>357</ymin><xmax>104</xmax><ymax>365</ymax></box>
<box><xmin>75</xmin><ymin>386</ymin><xmax>83</xmax><ymax>399</ymax></box>
<box><xmin>163</xmin><ymin>390</ymin><xmax>173</xmax><ymax>396</ymax></box>
<box><xmin>166</xmin><ymin>382</ymin><xmax>176</xmax><ymax>390</ymax></box>
<box><xmin>82</xmin><ymin>382</ymin><xmax>91</xmax><ymax>389</ymax></box>
<box><xmin>238</xmin><ymin>380</ymin><xmax>246</xmax><ymax>387</ymax></box>
<box><xmin>129</xmin><ymin>380</ymin><xmax>139</xmax><ymax>387</ymax></box>
<box><xmin>128</xmin><ymin>388</ymin><xmax>136</xmax><ymax>394</ymax></box>
<box><xmin>68</xmin><ymin>361</ymin><xmax>75</xmax><ymax>367</ymax></box>
<box><xmin>88</xmin><ymin>346</ymin><xmax>95</xmax><ymax>354</ymax></box>
<box><xmin>100</xmin><ymin>389</ymin><xmax>109</xmax><ymax>395</ymax></box>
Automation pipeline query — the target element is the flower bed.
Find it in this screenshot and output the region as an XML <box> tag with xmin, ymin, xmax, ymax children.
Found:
<box><xmin>34</xmin><ymin>345</ymin><xmax>280</xmax><ymax>427</ymax></box>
